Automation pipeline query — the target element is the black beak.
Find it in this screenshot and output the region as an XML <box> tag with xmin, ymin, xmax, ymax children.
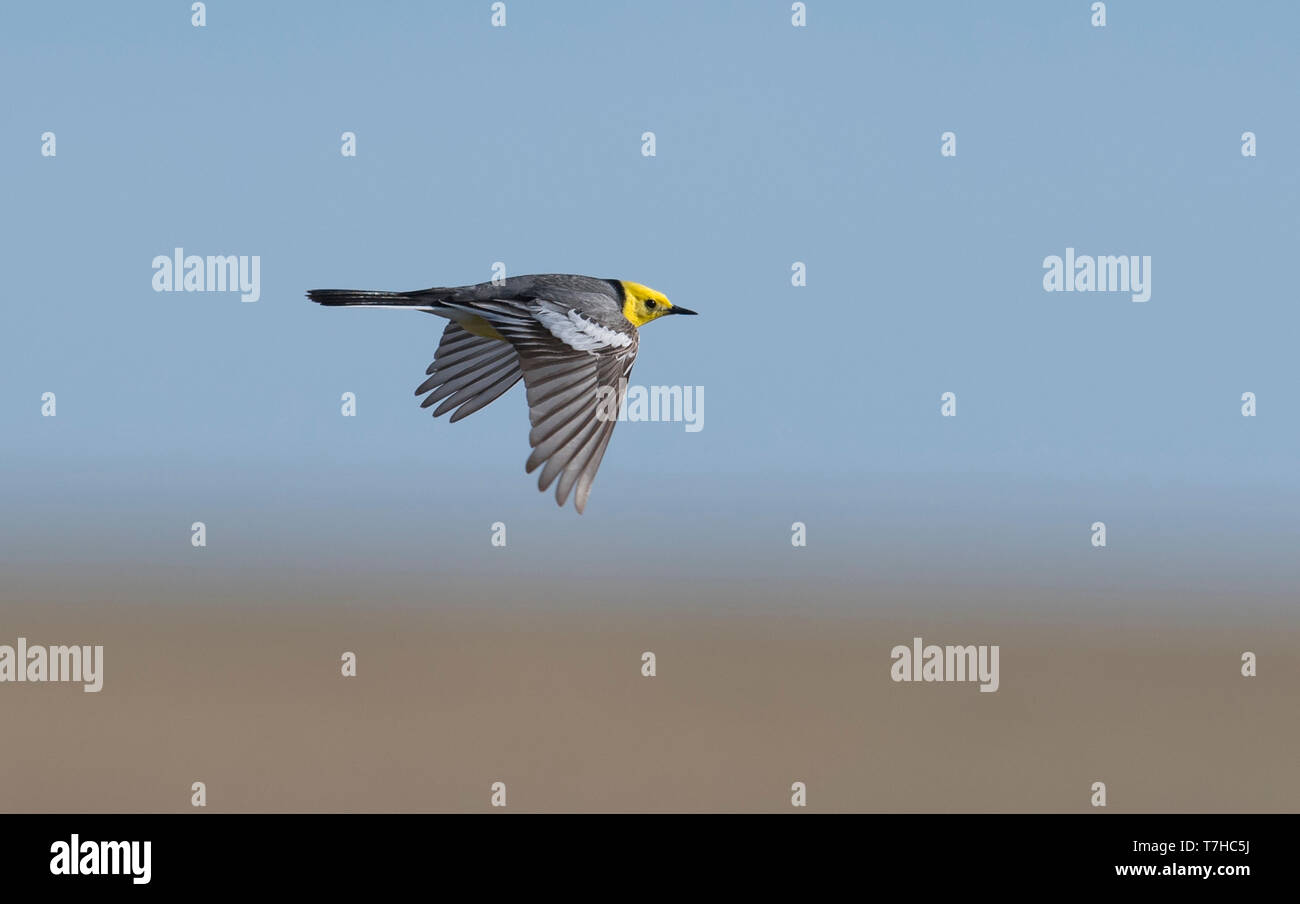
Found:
<box><xmin>668</xmin><ymin>304</ymin><xmax>698</xmax><ymax>315</ymax></box>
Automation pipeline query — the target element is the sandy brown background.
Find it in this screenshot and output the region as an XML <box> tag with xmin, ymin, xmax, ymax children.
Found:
<box><xmin>2</xmin><ymin>593</ymin><xmax>1294</xmax><ymax>813</ymax></box>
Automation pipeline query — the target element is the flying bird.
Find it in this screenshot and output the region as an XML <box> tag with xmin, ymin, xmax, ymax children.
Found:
<box><xmin>308</xmin><ymin>274</ymin><xmax>696</xmax><ymax>513</ymax></box>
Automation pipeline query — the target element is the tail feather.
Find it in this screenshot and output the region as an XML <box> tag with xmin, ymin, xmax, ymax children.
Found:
<box><xmin>307</xmin><ymin>289</ymin><xmax>437</xmax><ymax>307</ymax></box>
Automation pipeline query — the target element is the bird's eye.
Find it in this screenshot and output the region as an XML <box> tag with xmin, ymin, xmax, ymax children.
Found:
<box><xmin>645</xmin><ymin>299</ymin><xmax>657</xmax><ymax>309</ymax></box>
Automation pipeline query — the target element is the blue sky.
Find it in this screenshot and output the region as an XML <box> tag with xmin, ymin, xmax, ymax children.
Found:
<box><xmin>1</xmin><ymin>2</ymin><xmax>1296</xmax><ymax>613</ymax></box>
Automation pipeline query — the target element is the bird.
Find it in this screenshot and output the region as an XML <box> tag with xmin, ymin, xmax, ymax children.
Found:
<box><xmin>307</xmin><ymin>274</ymin><xmax>696</xmax><ymax>513</ymax></box>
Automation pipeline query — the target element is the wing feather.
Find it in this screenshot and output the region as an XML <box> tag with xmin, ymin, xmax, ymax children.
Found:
<box><xmin>517</xmin><ymin>341</ymin><xmax>635</xmax><ymax>511</ymax></box>
<box><xmin>415</xmin><ymin>322</ymin><xmax>522</xmax><ymax>421</ymax></box>
<box><xmin>416</xmin><ymin>290</ymin><xmax>639</xmax><ymax>512</ymax></box>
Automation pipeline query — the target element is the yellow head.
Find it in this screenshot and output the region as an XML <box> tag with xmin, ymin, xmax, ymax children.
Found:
<box><xmin>618</xmin><ymin>280</ymin><xmax>698</xmax><ymax>327</ymax></box>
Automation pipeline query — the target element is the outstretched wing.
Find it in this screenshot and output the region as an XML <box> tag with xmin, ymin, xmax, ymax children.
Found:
<box><xmin>433</xmin><ymin>295</ymin><xmax>639</xmax><ymax>513</ymax></box>
<box><xmin>414</xmin><ymin>322</ymin><xmax>523</xmax><ymax>422</ymax></box>
<box><xmin>517</xmin><ymin>337</ymin><xmax>636</xmax><ymax>514</ymax></box>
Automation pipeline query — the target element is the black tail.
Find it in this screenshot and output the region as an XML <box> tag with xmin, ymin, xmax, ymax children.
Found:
<box><xmin>307</xmin><ymin>289</ymin><xmax>435</xmax><ymax>307</ymax></box>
